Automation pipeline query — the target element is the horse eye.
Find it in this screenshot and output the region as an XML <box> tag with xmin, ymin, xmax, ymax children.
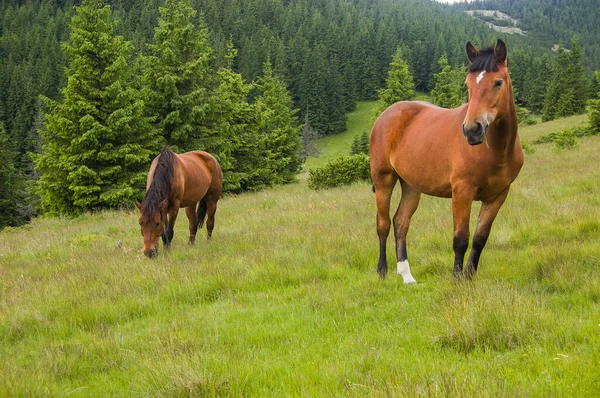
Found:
<box><xmin>155</xmin><ymin>222</ymin><xmax>160</xmax><ymax>228</ymax></box>
<box><xmin>494</xmin><ymin>80</ymin><xmax>503</xmax><ymax>88</ymax></box>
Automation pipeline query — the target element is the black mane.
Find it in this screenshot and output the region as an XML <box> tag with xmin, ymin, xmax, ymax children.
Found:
<box><xmin>468</xmin><ymin>46</ymin><xmax>501</xmax><ymax>73</ymax></box>
<box><xmin>141</xmin><ymin>147</ymin><xmax>174</xmax><ymax>218</ymax></box>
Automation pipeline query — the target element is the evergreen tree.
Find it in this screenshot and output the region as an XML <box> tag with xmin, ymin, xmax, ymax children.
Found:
<box><xmin>209</xmin><ymin>39</ymin><xmax>255</xmax><ymax>192</ymax></box>
<box><xmin>431</xmin><ymin>53</ymin><xmax>465</xmax><ymax>109</ymax></box>
<box><xmin>566</xmin><ymin>37</ymin><xmax>590</xmax><ymax>113</ymax></box>
<box><xmin>522</xmin><ymin>53</ymin><xmax>551</xmax><ymax>113</ymax></box>
<box><xmin>359</xmin><ymin>131</ymin><xmax>370</xmax><ymax>155</ymax></box>
<box><xmin>34</xmin><ymin>0</ymin><xmax>159</xmax><ymax>215</ymax></box>
<box><xmin>543</xmin><ymin>38</ymin><xmax>589</xmax><ymax>121</ymax></box>
<box><xmin>543</xmin><ymin>44</ymin><xmax>570</xmax><ymax>122</ymax></box>
<box><xmin>253</xmin><ymin>59</ymin><xmax>301</xmax><ymax>185</ymax></box>
<box><xmin>350</xmin><ymin>135</ymin><xmax>361</xmax><ymax>155</ymax></box>
<box><xmin>376</xmin><ymin>46</ymin><xmax>415</xmax><ymax>116</ymax></box>
<box><xmin>141</xmin><ymin>0</ymin><xmax>214</xmax><ymax>152</ymax></box>
<box><xmin>0</xmin><ymin>122</ymin><xmax>25</xmax><ymax>229</ymax></box>
<box><xmin>588</xmin><ymin>71</ymin><xmax>600</xmax><ymax>134</ymax></box>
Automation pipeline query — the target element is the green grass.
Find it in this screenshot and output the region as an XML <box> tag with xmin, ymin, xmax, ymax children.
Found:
<box><xmin>1</xmin><ymin>115</ymin><xmax>599</xmax><ymax>396</ymax></box>
<box><xmin>305</xmin><ymin>101</ymin><xmax>379</xmax><ymax>169</ymax></box>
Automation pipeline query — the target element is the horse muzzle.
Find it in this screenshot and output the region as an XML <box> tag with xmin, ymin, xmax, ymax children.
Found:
<box><xmin>462</xmin><ymin>121</ymin><xmax>488</xmax><ymax>146</ymax></box>
<box><xmin>144</xmin><ymin>246</ymin><xmax>159</xmax><ymax>258</ymax></box>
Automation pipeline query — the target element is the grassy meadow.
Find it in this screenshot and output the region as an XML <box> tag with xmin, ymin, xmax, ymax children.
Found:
<box><xmin>1</xmin><ymin>104</ymin><xmax>599</xmax><ymax>396</ymax></box>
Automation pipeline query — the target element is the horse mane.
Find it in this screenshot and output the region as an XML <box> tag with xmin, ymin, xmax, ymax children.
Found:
<box><xmin>468</xmin><ymin>46</ymin><xmax>502</xmax><ymax>73</ymax></box>
<box><xmin>142</xmin><ymin>147</ymin><xmax>175</xmax><ymax>218</ymax></box>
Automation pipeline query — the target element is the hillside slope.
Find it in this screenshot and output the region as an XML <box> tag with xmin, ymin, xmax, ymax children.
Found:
<box><xmin>1</xmin><ymin>115</ymin><xmax>599</xmax><ymax>395</ymax></box>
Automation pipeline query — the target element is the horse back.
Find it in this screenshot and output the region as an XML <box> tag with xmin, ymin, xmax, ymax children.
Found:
<box><xmin>173</xmin><ymin>151</ymin><xmax>222</xmax><ymax>207</ymax></box>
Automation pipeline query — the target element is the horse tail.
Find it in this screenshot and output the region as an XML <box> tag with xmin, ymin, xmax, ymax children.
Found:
<box><xmin>197</xmin><ymin>197</ymin><xmax>207</xmax><ymax>229</ymax></box>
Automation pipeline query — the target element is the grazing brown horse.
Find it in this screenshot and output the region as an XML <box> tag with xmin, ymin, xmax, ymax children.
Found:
<box><xmin>135</xmin><ymin>147</ymin><xmax>223</xmax><ymax>258</ymax></box>
<box><xmin>370</xmin><ymin>39</ymin><xmax>524</xmax><ymax>282</ymax></box>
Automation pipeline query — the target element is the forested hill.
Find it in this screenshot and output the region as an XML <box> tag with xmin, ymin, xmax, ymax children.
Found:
<box><xmin>456</xmin><ymin>0</ymin><xmax>600</xmax><ymax>71</ymax></box>
<box><xmin>0</xmin><ymin>0</ymin><xmax>599</xmax><ymax>228</ymax></box>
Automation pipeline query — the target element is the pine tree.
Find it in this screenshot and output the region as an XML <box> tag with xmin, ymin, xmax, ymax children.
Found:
<box><xmin>0</xmin><ymin>122</ymin><xmax>24</xmax><ymax>229</ymax></box>
<box><xmin>253</xmin><ymin>59</ymin><xmax>301</xmax><ymax>185</ymax></box>
<box><xmin>543</xmin><ymin>38</ymin><xmax>589</xmax><ymax>121</ymax></box>
<box><xmin>34</xmin><ymin>0</ymin><xmax>159</xmax><ymax>215</ymax></box>
<box><xmin>350</xmin><ymin>135</ymin><xmax>361</xmax><ymax>155</ymax></box>
<box><xmin>542</xmin><ymin>44</ymin><xmax>569</xmax><ymax>122</ymax></box>
<box><xmin>376</xmin><ymin>46</ymin><xmax>415</xmax><ymax>116</ymax></box>
<box><xmin>141</xmin><ymin>0</ymin><xmax>214</xmax><ymax>152</ymax></box>
<box><xmin>359</xmin><ymin>131</ymin><xmax>370</xmax><ymax>155</ymax></box>
<box><xmin>208</xmin><ymin>39</ymin><xmax>255</xmax><ymax>192</ymax></box>
<box><xmin>431</xmin><ymin>53</ymin><xmax>464</xmax><ymax>109</ymax></box>
<box><xmin>588</xmin><ymin>71</ymin><xmax>600</xmax><ymax>134</ymax></box>
<box><xmin>566</xmin><ymin>37</ymin><xmax>590</xmax><ymax>113</ymax></box>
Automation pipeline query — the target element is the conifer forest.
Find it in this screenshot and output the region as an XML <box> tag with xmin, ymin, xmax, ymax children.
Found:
<box><xmin>1</xmin><ymin>0</ymin><xmax>599</xmax><ymax>228</ymax></box>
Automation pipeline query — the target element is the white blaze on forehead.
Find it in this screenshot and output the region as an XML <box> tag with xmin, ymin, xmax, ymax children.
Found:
<box><xmin>476</xmin><ymin>71</ymin><xmax>486</xmax><ymax>85</ymax></box>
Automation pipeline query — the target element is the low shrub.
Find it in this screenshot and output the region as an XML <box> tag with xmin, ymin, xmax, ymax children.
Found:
<box><xmin>516</xmin><ymin>106</ymin><xmax>538</xmax><ymax>126</ymax></box>
<box><xmin>521</xmin><ymin>139</ymin><xmax>535</xmax><ymax>155</ymax></box>
<box><xmin>553</xmin><ymin>129</ymin><xmax>579</xmax><ymax>150</ymax></box>
<box><xmin>307</xmin><ymin>154</ymin><xmax>371</xmax><ymax>190</ymax></box>
<box><xmin>533</xmin><ymin>126</ymin><xmax>593</xmax><ymax>145</ymax></box>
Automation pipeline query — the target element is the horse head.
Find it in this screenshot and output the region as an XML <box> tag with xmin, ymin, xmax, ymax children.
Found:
<box><xmin>463</xmin><ymin>39</ymin><xmax>513</xmax><ymax>146</ymax></box>
<box><xmin>135</xmin><ymin>198</ymin><xmax>167</xmax><ymax>258</ymax></box>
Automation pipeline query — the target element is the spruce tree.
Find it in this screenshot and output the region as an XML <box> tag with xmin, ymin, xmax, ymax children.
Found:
<box><xmin>376</xmin><ymin>46</ymin><xmax>415</xmax><ymax>116</ymax></box>
<box><xmin>208</xmin><ymin>39</ymin><xmax>254</xmax><ymax>192</ymax></box>
<box><xmin>253</xmin><ymin>59</ymin><xmax>301</xmax><ymax>185</ymax></box>
<box><xmin>588</xmin><ymin>71</ymin><xmax>600</xmax><ymax>134</ymax></box>
<box><xmin>359</xmin><ymin>131</ymin><xmax>370</xmax><ymax>155</ymax></box>
<box><xmin>431</xmin><ymin>53</ymin><xmax>464</xmax><ymax>109</ymax></box>
<box><xmin>350</xmin><ymin>135</ymin><xmax>361</xmax><ymax>155</ymax></box>
<box><xmin>141</xmin><ymin>0</ymin><xmax>214</xmax><ymax>152</ymax></box>
<box><xmin>0</xmin><ymin>122</ymin><xmax>24</xmax><ymax>229</ymax></box>
<box><xmin>543</xmin><ymin>38</ymin><xmax>589</xmax><ymax>121</ymax></box>
<box><xmin>35</xmin><ymin>0</ymin><xmax>159</xmax><ymax>215</ymax></box>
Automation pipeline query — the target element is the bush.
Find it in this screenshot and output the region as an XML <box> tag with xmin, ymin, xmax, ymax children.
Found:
<box><xmin>516</xmin><ymin>106</ymin><xmax>537</xmax><ymax>126</ymax></box>
<box><xmin>521</xmin><ymin>140</ymin><xmax>535</xmax><ymax>155</ymax></box>
<box><xmin>533</xmin><ymin>126</ymin><xmax>593</xmax><ymax>144</ymax></box>
<box><xmin>553</xmin><ymin>130</ymin><xmax>579</xmax><ymax>150</ymax></box>
<box><xmin>308</xmin><ymin>154</ymin><xmax>371</xmax><ymax>190</ymax></box>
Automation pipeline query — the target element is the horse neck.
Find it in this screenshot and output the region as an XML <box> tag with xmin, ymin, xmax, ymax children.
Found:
<box><xmin>488</xmin><ymin>80</ymin><xmax>519</xmax><ymax>155</ymax></box>
<box><xmin>143</xmin><ymin>150</ymin><xmax>174</xmax><ymax>212</ymax></box>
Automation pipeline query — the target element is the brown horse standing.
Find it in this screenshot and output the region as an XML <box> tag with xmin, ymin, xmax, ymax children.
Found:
<box><xmin>135</xmin><ymin>147</ymin><xmax>223</xmax><ymax>258</ymax></box>
<box><xmin>370</xmin><ymin>40</ymin><xmax>524</xmax><ymax>282</ymax></box>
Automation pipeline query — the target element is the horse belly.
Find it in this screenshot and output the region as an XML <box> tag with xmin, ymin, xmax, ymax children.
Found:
<box><xmin>391</xmin><ymin>150</ymin><xmax>453</xmax><ymax>198</ymax></box>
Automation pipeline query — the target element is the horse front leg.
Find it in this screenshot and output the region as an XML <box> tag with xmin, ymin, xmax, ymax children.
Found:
<box><xmin>163</xmin><ymin>206</ymin><xmax>179</xmax><ymax>249</ymax></box>
<box><xmin>451</xmin><ymin>187</ymin><xmax>475</xmax><ymax>277</ymax></box>
<box><xmin>464</xmin><ymin>187</ymin><xmax>510</xmax><ymax>279</ymax></box>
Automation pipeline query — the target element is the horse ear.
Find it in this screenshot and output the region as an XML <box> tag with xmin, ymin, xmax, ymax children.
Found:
<box><xmin>158</xmin><ymin>199</ymin><xmax>168</xmax><ymax>212</ymax></box>
<box><xmin>134</xmin><ymin>201</ymin><xmax>142</xmax><ymax>210</ymax></box>
<box><xmin>494</xmin><ymin>39</ymin><xmax>507</xmax><ymax>65</ymax></box>
<box><xmin>466</xmin><ymin>42</ymin><xmax>478</xmax><ymax>64</ymax></box>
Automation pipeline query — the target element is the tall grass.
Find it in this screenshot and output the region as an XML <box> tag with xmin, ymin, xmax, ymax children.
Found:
<box><xmin>1</xmin><ymin>117</ymin><xmax>599</xmax><ymax>396</ymax></box>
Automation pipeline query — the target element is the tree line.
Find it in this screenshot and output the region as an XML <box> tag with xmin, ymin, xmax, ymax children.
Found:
<box><xmin>1</xmin><ymin>0</ymin><xmax>599</xmax><ymax>228</ymax></box>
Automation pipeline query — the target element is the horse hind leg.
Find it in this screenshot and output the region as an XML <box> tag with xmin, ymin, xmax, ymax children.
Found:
<box><xmin>373</xmin><ymin>171</ymin><xmax>398</xmax><ymax>279</ymax></box>
<box><xmin>203</xmin><ymin>194</ymin><xmax>219</xmax><ymax>239</ymax></box>
<box><xmin>393</xmin><ymin>180</ymin><xmax>421</xmax><ymax>284</ymax></box>
<box><xmin>185</xmin><ymin>205</ymin><xmax>199</xmax><ymax>245</ymax></box>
